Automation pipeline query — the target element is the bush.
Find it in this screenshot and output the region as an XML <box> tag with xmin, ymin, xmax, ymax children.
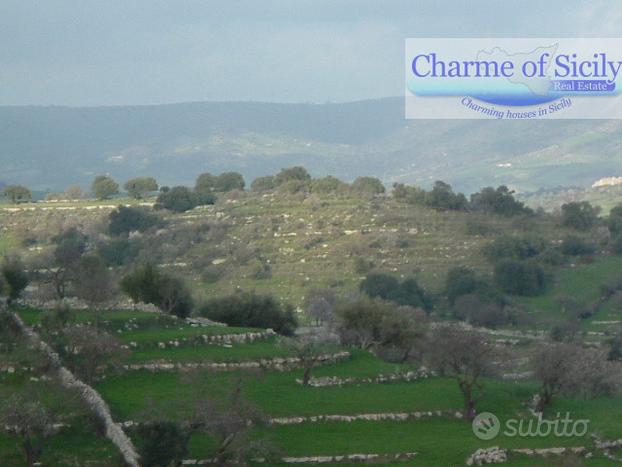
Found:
<box><xmin>561</xmin><ymin>202</ymin><xmax>600</xmax><ymax>231</ymax></box>
<box><xmin>121</xmin><ymin>264</ymin><xmax>193</xmax><ymax>317</ymax></box>
<box><xmin>351</xmin><ymin>177</ymin><xmax>385</xmax><ymax>196</ymax></box>
<box><xmin>424</xmin><ymin>181</ymin><xmax>468</xmax><ymax>211</ymax></box>
<box><xmin>494</xmin><ymin>260</ymin><xmax>546</xmax><ymax>296</ymax></box>
<box><xmin>108</xmin><ymin>205</ymin><xmax>160</xmax><ymax>236</ymax></box>
<box><xmin>214</xmin><ymin>172</ymin><xmax>245</xmax><ymax>192</ymax></box>
<box><xmin>136</xmin><ymin>421</ymin><xmax>189</xmax><ymax>467</ymax></box>
<box><xmin>483</xmin><ymin>235</ymin><xmax>546</xmax><ymax>263</ymax></box>
<box><xmin>560</xmin><ymin>235</ymin><xmax>597</xmax><ymax>256</ymax></box>
<box><xmin>250</xmin><ymin>176</ymin><xmax>276</xmax><ymax>192</ymax></box>
<box><xmin>200</xmin><ymin>292</ymin><xmax>297</xmax><ymax>336</ymax></box>
<box><xmin>1</xmin><ymin>256</ymin><xmax>29</xmax><ymax>302</ymax></box>
<box><xmin>274</xmin><ymin>166</ymin><xmax>311</xmax><ymax>186</ymax></box>
<box><xmin>97</xmin><ymin>238</ymin><xmax>141</xmax><ymax>266</ymax></box>
<box><xmin>360</xmin><ymin>273</ymin><xmax>430</xmax><ymax>310</ymax></box>
<box><xmin>470</xmin><ymin>186</ymin><xmax>531</xmax><ymax>217</ymax></box>
<box><xmin>445</xmin><ymin>267</ymin><xmax>482</xmax><ymax>304</ymax></box>
<box><xmin>392</xmin><ymin>183</ymin><xmax>426</xmax><ymax>205</ymax></box>
<box><xmin>353</xmin><ymin>257</ymin><xmax>374</xmax><ymax>274</ymax></box>
<box><xmin>155</xmin><ymin>186</ymin><xmax>202</xmax><ymax>212</ymax></box>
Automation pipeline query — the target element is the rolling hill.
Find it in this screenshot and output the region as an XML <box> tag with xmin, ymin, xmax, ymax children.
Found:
<box><xmin>2</xmin><ymin>98</ymin><xmax>622</xmax><ymax>194</ymax></box>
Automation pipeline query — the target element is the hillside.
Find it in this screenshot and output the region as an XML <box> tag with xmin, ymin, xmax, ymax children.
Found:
<box><xmin>2</xmin><ymin>99</ymin><xmax>622</xmax><ymax>194</ymax></box>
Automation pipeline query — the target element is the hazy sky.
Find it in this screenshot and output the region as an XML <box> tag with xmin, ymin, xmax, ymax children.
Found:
<box><xmin>1</xmin><ymin>0</ymin><xmax>619</xmax><ymax>106</ymax></box>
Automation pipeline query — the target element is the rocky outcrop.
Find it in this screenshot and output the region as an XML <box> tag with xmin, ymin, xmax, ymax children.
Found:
<box><xmin>4</xmin><ymin>308</ymin><xmax>140</xmax><ymax>467</ymax></box>
<box><xmin>466</xmin><ymin>447</ymin><xmax>507</xmax><ymax>465</ymax></box>
<box><xmin>124</xmin><ymin>351</ymin><xmax>351</xmax><ymax>372</ymax></box>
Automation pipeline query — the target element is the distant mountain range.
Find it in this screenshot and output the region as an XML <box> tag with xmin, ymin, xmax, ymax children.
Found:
<box><xmin>2</xmin><ymin>97</ymin><xmax>622</xmax><ymax>194</ymax></box>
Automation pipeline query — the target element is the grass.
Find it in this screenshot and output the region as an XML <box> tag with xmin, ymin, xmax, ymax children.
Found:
<box><xmin>517</xmin><ymin>255</ymin><xmax>622</xmax><ymax>328</ymax></box>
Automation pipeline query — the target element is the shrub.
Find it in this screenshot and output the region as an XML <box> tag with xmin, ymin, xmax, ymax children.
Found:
<box><xmin>353</xmin><ymin>257</ymin><xmax>374</xmax><ymax>274</ymax></box>
<box><xmin>97</xmin><ymin>238</ymin><xmax>141</xmax><ymax>266</ymax></box>
<box><xmin>214</xmin><ymin>172</ymin><xmax>245</xmax><ymax>192</ymax></box>
<box><xmin>561</xmin><ymin>201</ymin><xmax>600</xmax><ymax>231</ymax></box>
<box><xmin>483</xmin><ymin>235</ymin><xmax>546</xmax><ymax>263</ymax></box>
<box><xmin>470</xmin><ymin>186</ymin><xmax>532</xmax><ymax>217</ymax></box>
<box><xmin>136</xmin><ymin>421</ymin><xmax>189</xmax><ymax>467</ymax></box>
<box><xmin>392</xmin><ymin>183</ymin><xmax>425</xmax><ymax>205</ymax></box>
<box><xmin>494</xmin><ymin>260</ymin><xmax>546</xmax><ymax>296</ymax></box>
<box><xmin>351</xmin><ymin>177</ymin><xmax>385</xmax><ymax>195</ymax></box>
<box><xmin>1</xmin><ymin>256</ymin><xmax>29</xmax><ymax>302</ymax></box>
<box><xmin>274</xmin><ymin>166</ymin><xmax>311</xmax><ymax>185</ymax></box>
<box><xmin>424</xmin><ymin>181</ymin><xmax>468</xmax><ymax>211</ymax></box>
<box><xmin>200</xmin><ymin>292</ymin><xmax>297</xmax><ymax>336</ymax></box>
<box><xmin>560</xmin><ymin>235</ymin><xmax>597</xmax><ymax>256</ymax></box>
<box><xmin>250</xmin><ymin>176</ymin><xmax>276</xmax><ymax>192</ymax></box>
<box><xmin>121</xmin><ymin>264</ymin><xmax>193</xmax><ymax>318</ymax></box>
<box><xmin>360</xmin><ymin>273</ymin><xmax>431</xmax><ymax>310</ymax></box>
<box><xmin>445</xmin><ymin>267</ymin><xmax>482</xmax><ymax>304</ymax></box>
<box><xmin>155</xmin><ymin>186</ymin><xmax>201</xmax><ymax>212</ymax></box>
<box><xmin>108</xmin><ymin>205</ymin><xmax>159</xmax><ymax>236</ymax></box>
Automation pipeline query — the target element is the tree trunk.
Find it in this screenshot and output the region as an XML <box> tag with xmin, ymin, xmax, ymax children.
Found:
<box><xmin>302</xmin><ymin>366</ymin><xmax>312</xmax><ymax>386</ymax></box>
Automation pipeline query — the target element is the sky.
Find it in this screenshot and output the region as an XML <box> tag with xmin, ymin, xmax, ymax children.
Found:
<box><xmin>0</xmin><ymin>0</ymin><xmax>620</xmax><ymax>106</ymax></box>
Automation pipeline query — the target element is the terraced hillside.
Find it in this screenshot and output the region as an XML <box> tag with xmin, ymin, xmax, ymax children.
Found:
<box><xmin>2</xmin><ymin>306</ymin><xmax>621</xmax><ymax>466</ymax></box>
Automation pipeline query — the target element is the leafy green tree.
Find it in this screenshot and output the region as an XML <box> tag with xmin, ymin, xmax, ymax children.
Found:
<box><xmin>470</xmin><ymin>186</ymin><xmax>531</xmax><ymax>217</ymax></box>
<box><xmin>200</xmin><ymin>291</ymin><xmax>297</xmax><ymax>336</ymax></box>
<box><xmin>351</xmin><ymin>176</ymin><xmax>385</xmax><ymax>195</ymax></box>
<box><xmin>274</xmin><ymin>166</ymin><xmax>311</xmax><ymax>185</ymax></box>
<box><xmin>424</xmin><ymin>181</ymin><xmax>468</xmax><ymax>211</ymax></box>
<box><xmin>108</xmin><ymin>205</ymin><xmax>159</xmax><ymax>236</ymax></box>
<box><xmin>310</xmin><ymin>176</ymin><xmax>348</xmax><ymax>194</ymax></box>
<box><xmin>560</xmin><ymin>235</ymin><xmax>597</xmax><ymax>256</ymax></box>
<box><xmin>494</xmin><ymin>260</ymin><xmax>546</xmax><ymax>296</ymax></box>
<box><xmin>359</xmin><ymin>273</ymin><xmax>400</xmax><ymax>301</ymax></box>
<box><xmin>121</xmin><ymin>264</ymin><xmax>193</xmax><ymax>318</ymax></box>
<box><xmin>482</xmin><ymin>235</ymin><xmax>546</xmax><ymax>263</ymax></box>
<box><xmin>124</xmin><ymin>177</ymin><xmax>158</xmax><ymax>199</ymax></box>
<box><xmin>136</xmin><ymin>421</ymin><xmax>189</xmax><ymax>467</ymax></box>
<box><xmin>360</xmin><ymin>273</ymin><xmax>430</xmax><ymax>310</ymax></box>
<box><xmin>250</xmin><ymin>175</ymin><xmax>276</xmax><ymax>192</ymax></box>
<box><xmin>561</xmin><ymin>201</ymin><xmax>600</xmax><ymax>231</ymax></box>
<box><xmin>1</xmin><ymin>256</ymin><xmax>29</xmax><ymax>303</ymax></box>
<box><xmin>91</xmin><ymin>175</ymin><xmax>119</xmax><ymax>200</ymax></box>
<box><xmin>195</xmin><ymin>172</ymin><xmax>217</xmax><ymax>201</ymax></box>
<box><xmin>445</xmin><ymin>267</ymin><xmax>482</xmax><ymax>304</ymax></box>
<box><xmin>392</xmin><ymin>183</ymin><xmax>426</xmax><ymax>205</ymax></box>
<box><xmin>155</xmin><ymin>186</ymin><xmax>201</xmax><ymax>212</ymax></box>
<box><xmin>214</xmin><ymin>172</ymin><xmax>245</xmax><ymax>192</ymax></box>
<box><xmin>2</xmin><ymin>185</ymin><xmax>32</xmax><ymax>204</ymax></box>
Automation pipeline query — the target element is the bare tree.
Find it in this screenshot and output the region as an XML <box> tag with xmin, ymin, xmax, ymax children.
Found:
<box><xmin>284</xmin><ymin>335</ymin><xmax>331</xmax><ymax>386</ymax></box>
<box><xmin>304</xmin><ymin>288</ymin><xmax>336</xmax><ymax>326</ymax></box>
<box><xmin>0</xmin><ymin>395</ymin><xmax>55</xmax><ymax>467</ymax></box>
<box><xmin>73</xmin><ymin>254</ymin><xmax>116</xmax><ymax>327</ymax></box>
<box><xmin>192</xmin><ymin>379</ymin><xmax>278</xmax><ymax>465</ymax></box>
<box><xmin>61</xmin><ymin>326</ymin><xmax>126</xmax><ymax>383</ymax></box>
<box><xmin>426</xmin><ymin>325</ymin><xmax>496</xmax><ymax>421</ymax></box>
<box><xmin>532</xmin><ymin>343</ymin><xmax>622</xmax><ymax>412</ymax></box>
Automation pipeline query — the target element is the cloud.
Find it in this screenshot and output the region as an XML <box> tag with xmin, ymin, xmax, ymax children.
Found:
<box><xmin>0</xmin><ymin>0</ymin><xmax>620</xmax><ymax>105</ymax></box>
